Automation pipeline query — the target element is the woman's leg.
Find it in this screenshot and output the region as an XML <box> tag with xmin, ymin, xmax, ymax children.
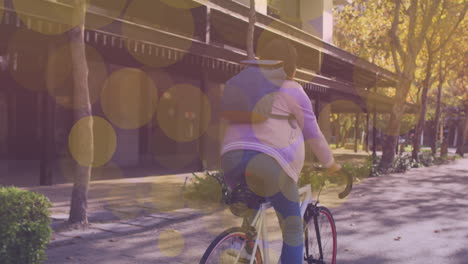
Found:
<box><xmin>221</xmin><ymin>150</ymin><xmax>251</xmax><ymax>190</ymax></box>
<box><xmin>269</xmin><ymin>177</ymin><xmax>303</xmax><ymax>264</ymax></box>
<box><xmin>243</xmin><ymin>153</ymin><xmax>303</xmax><ymax>264</ymax></box>
<box><xmin>222</xmin><ymin>150</ymin><xmax>303</xmax><ymax>263</ymax></box>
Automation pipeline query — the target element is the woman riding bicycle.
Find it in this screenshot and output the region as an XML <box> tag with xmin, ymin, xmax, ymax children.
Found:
<box><xmin>221</xmin><ymin>38</ymin><xmax>341</xmax><ymax>263</ymax></box>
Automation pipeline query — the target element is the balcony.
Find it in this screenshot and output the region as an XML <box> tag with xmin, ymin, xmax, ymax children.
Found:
<box><xmin>1</xmin><ymin>0</ymin><xmax>398</xmax><ymax>93</ymax></box>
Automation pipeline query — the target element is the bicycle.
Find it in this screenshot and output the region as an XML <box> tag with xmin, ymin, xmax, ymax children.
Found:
<box><xmin>199</xmin><ymin>168</ymin><xmax>353</xmax><ymax>264</ymax></box>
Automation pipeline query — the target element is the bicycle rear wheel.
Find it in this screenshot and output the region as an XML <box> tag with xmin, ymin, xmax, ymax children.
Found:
<box><xmin>303</xmin><ymin>206</ymin><xmax>337</xmax><ymax>264</ymax></box>
<box><xmin>200</xmin><ymin>227</ymin><xmax>262</xmax><ymax>264</ymax></box>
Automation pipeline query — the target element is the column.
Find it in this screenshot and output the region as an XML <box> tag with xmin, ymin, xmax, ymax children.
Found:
<box><xmin>40</xmin><ymin>92</ymin><xmax>54</xmax><ymax>186</ymax></box>
<box><xmin>300</xmin><ymin>0</ymin><xmax>333</xmax><ymax>43</ymax></box>
<box><xmin>372</xmin><ymin>104</ymin><xmax>377</xmax><ymax>158</ymax></box>
<box><xmin>40</xmin><ymin>42</ymin><xmax>56</xmax><ymax>186</ymax></box>
<box><xmin>354</xmin><ymin>113</ymin><xmax>359</xmax><ymax>153</ymax></box>
<box><xmin>364</xmin><ymin>112</ymin><xmax>370</xmax><ymax>152</ymax></box>
<box><xmin>318</xmin><ymin>102</ymin><xmax>332</xmax><ymax>142</ymax></box>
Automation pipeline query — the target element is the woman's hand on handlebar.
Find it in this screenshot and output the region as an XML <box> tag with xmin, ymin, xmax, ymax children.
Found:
<box><xmin>325</xmin><ymin>162</ymin><xmax>342</xmax><ymax>176</ymax></box>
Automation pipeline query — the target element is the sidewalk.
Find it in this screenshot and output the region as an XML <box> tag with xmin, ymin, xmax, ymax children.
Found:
<box><xmin>34</xmin><ymin>172</ymin><xmax>253</xmax><ymax>264</ymax></box>
<box><xmin>28</xmin><ymin>156</ymin><xmax>468</xmax><ymax>263</ymax></box>
<box><xmin>26</xmin><ymin>173</ymin><xmax>205</xmax><ymax>247</ymax></box>
<box><xmin>334</xmin><ymin>157</ymin><xmax>468</xmax><ymax>263</ymax></box>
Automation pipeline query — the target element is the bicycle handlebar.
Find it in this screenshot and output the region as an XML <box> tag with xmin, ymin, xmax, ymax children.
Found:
<box><xmin>305</xmin><ymin>165</ymin><xmax>353</xmax><ymax>199</ymax></box>
<box><xmin>338</xmin><ymin>170</ymin><xmax>353</xmax><ymax>199</ymax></box>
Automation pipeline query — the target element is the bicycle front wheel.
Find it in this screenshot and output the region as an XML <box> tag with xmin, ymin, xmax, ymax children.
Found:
<box><xmin>304</xmin><ymin>206</ymin><xmax>337</xmax><ymax>264</ymax></box>
<box><xmin>199</xmin><ymin>227</ymin><xmax>262</xmax><ymax>264</ymax></box>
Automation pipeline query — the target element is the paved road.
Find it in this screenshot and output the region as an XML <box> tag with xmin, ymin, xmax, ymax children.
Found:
<box><xmin>45</xmin><ymin>158</ymin><xmax>468</xmax><ymax>263</ymax></box>
<box><xmin>334</xmin><ymin>158</ymin><xmax>468</xmax><ymax>264</ymax></box>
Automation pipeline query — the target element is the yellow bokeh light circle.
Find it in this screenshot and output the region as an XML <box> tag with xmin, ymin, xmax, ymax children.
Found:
<box><xmin>157</xmin><ymin>84</ymin><xmax>211</xmax><ymax>142</ymax></box>
<box><xmin>122</xmin><ymin>0</ymin><xmax>194</xmax><ymax>67</ymax></box>
<box><xmin>85</xmin><ymin>0</ymin><xmax>128</xmax><ymax>29</ymax></box>
<box><xmin>12</xmin><ymin>0</ymin><xmax>127</xmax><ymax>34</ymax></box>
<box><xmin>8</xmin><ymin>29</ymin><xmax>48</xmax><ymax>92</ymax></box>
<box><xmin>68</xmin><ymin>116</ymin><xmax>117</xmax><ymax>168</ymax></box>
<box><xmin>158</xmin><ymin>229</ymin><xmax>185</xmax><ymax>257</ymax></box>
<box><xmin>47</xmin><ymin>43</ymin><xmax>108</xmax><ymax>109</ymax></box>
<box><xmin>13</xmin><ymin>0</ymin><xmax>80</xmax><ymax>35</ymax></box>
<box><xmin>101</xmin><ymin>68</ymin><xmax>159</xmax><ymax>129</ymax></box>
<box><xmin>245</xmin><ymin>154</ymin><xmax>282</xmax><ymax>198</ymax></box>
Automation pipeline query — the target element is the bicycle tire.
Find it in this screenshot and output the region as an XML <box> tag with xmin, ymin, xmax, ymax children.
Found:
<box><xmin>200</xmin><ymin>227</ymin><xmax>263</xmax><ymax>264</ymax></box>
<box><xmin>303</xmin><ymin>206</ymin><xmax>337</xmax><ymax>264</ymax></box>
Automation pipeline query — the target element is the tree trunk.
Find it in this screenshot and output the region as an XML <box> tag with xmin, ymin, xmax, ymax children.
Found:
<box><xmin>412</xmin><ymin>52</ymin><xmax>433</xmax><ymax>160</ymax></box>
<box><xmin>68</xmin><ymin>0</ymin><xmax>93</xmax><ymax>226</ymax></box>
<box><xmin>431</xmin><ymin>67</ymin><xmax>444</xmax><ymax>155</ymax></box>
<box><xmin>380</xmin><ymin>75</ymin><xmax>413</xmax><ymax>171</ymax></box>
<box><xmin>246</xmin><ymin>0</ymin><xmax>256</xmax><ymax>59</ymax></box>
<box><xmin>456</xmin><ymin>104</ymin><xmax>468</xmax><ymax>157</ymax></box>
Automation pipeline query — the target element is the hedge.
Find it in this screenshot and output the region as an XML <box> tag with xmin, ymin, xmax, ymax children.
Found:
<box><xmin>0</xmin><ymin>187</ymin><xmax>52</xmax><ymax>264</ymax></box>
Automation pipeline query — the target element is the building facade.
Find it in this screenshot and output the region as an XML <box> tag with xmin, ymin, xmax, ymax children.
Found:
<box><xmin>0</xmin><ymin>0</ymin><xmax>400</xmax><ymax>186</ymax></box>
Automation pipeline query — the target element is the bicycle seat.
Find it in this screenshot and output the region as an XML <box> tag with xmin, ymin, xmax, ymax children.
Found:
<box><xmin>229</xmin><ymin>184</ymin><xmax>266</xmax><ymax>217</ymax></box>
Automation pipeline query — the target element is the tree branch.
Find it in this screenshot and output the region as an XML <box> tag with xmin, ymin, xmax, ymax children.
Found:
<box><xmin>429</xmin><ymin>0</ymin><xmax>448</xmax><ymax>43</ymax></box>
<box><xmin>406</xmin><ymin>0</ymin><xmax>419</xmax><ymax>54</ymax></box>
<box><xmin>389</xmin><ymin>0</ymin><xmax>404</xmax><ymax>73</ymax></box>
<box><xmin>415</xmin><ymin>0</ymin><xmax>442</xmax><ymax>45</ymax></box>
<box><xmin>433</xmin><ymin>3</ymin><xmax>468</xmax><ymax>53</ymax></box>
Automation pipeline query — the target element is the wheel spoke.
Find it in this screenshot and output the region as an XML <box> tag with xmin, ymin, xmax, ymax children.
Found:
<box><xmin>201</xmin><ymin>229</ymin><xmax>262</xmax><ymax>264</ymax></box>
<box><xmin>304</xmin><ymin>207</ymin><xmax>336</xmax><ymax>264</ymax></box>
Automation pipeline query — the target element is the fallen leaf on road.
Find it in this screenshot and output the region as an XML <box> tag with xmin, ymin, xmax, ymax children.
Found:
<box><xmin>109</xmin><ymin>239</ymin><xmax>118</xmax><ymax>242</ymax></box>
<box><xmin>66</xmin><ymin>256</ymin><xmax>74</xmax><ymax>260</ymax></box>
<box><xmin>394</xmin><ymin>236</ymin><xmax>401</xmax><ymax>241</ymax></box>
<box><xmin>434</xmin><ymin>230</ymin><xmax>440</xmax><ymax>233</ymax></box>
